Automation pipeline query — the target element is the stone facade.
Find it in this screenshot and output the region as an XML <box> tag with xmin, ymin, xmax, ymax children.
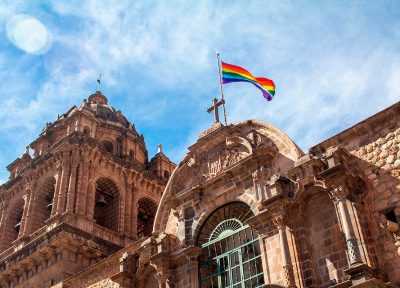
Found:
<box><xmin>1</xmin><ymin>93</ymin><xmax>400</xmax><ymax>288</ymax></box>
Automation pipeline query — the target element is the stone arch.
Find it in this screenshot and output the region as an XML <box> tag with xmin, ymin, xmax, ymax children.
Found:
<box><xmin>197</xmin><ymin>202</ymin><xmax>265</xmax><ymax>287</ymax></box>
<box><xmin>0</xmin><ymin>196</ymin><xmax>25</xmax><ymax>251</ymax></box>
<box><xmin>93</xmin><ymin>177</ymin><xmax>120</xmax><ymax>232</ymax></box>
<box><xmin>137</xmin><ymin>197</ymin><xmax>157</xmax><ymax>238</ymax></box>
<box><xmin>195</xmin><ymin>201</ymin><xmax>255</xmax><ymax>246</ymax></box>
<box><xmin>236</xmin><ymin>120</ymin><xmax>303</xmax><ymax>161</ymax></box>
<box><xmin>31</xmin><ymin>176</ymin><xmax>56</xmax><ymax>233</ymax></box>
<box><xmin>189</xmin><ymin>190</ymin><xmax>258</xmax><ymax>243</ymax></box>
<box><xmin>153</xmin><ymin>120</ymin><xmax>303</xmax><ymax>235</ymax></box>
<box><xmin>294</xmin><ymin>183</ymin><xmax>327</xmax><ymax>202</ymax></box>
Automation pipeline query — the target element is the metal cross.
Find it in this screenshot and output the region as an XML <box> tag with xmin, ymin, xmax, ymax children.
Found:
<box><xmin>207</xmin><ymin>98</ymin><xmax>225</xmax><ymax>123</ymax></box>
<box><xmin>97</xmin><ymin>73</ymin><xmax>103</xmax><ymax>91</ymax></box>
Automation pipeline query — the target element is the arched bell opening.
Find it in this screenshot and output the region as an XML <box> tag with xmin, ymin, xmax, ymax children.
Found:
<box><xmin>32</xmin><ymin>177</ymin><xmax>56</xmax><ymax>232</ymax></box>
<box><xmin>12</xmin><ymin>202</ymin><xmax>24</xmax><ymax>240</ymax></box>
<box><xmin>197</xmin><ymin>202</ymin><xmax>265</xmax><ymax>288</ymax></box>
<box><xmin>0</xmin><ymin>198</ymin><xmax>24</xmax><ymax>251</ymax></box>
<box><xmin>94</xmin><ymin>178</ymin><xmax>119</xmax><ymax>232</ymax></box>
<box><xmin>137</xmin><ymin>197</ymin><xmax>157</xmax><ymax>238</ymax></box>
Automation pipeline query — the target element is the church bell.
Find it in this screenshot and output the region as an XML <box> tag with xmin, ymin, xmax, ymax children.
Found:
<box><xmin>46</xmin><ymin>203</ymin><xmax>53</xmax><ymax>211</ymax></box>
<box><xmin>14</xmin><ymin>221</ymin><xmax>21</xmax><ymax>234</ymax></box>
<box><xmin>96</xmin><ymin>194</ymin><xmax>107</xmax><ymax>207</ymax></box>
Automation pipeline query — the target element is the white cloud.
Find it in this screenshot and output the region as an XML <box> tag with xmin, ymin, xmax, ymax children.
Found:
<box><xmin>0</xmin><ymin>0</ymin><xmax>399</xmax><ymax>174</ymax></box>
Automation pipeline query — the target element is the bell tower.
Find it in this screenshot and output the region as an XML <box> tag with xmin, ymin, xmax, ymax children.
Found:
<box><xmin>0</xmin><ymin>91</ymin><xmax>175</xmax><ymax>287</ymax></box>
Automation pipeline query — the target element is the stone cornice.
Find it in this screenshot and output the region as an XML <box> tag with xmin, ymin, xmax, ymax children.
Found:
<box><xmin>62</xmin><ymin>238</ymin><xmax>146</xmax><ymax>287</ymax></box>
<box><xmin>0</xmin><ymin>132</ymin><xmax>166</xmax><ymax>192</ymax></box>
<box><xmin>0</xmin><ymin>222</ymin><xmax>122</xmax><ymax>271</ymax></box>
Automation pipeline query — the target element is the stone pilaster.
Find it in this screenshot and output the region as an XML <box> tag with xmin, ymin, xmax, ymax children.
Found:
<box><xmin>52</xmin><ymin>161</ymin><xmax>63</xmax><ymax>216</ymax></box>
<box><xmin>329</xmin><ymin>186</ymin><xmax>362</xmax><ymax>265</ymax></box>
<box><xmin>66</xmin><ymin>162</ymin><xmax>79</xmax><ymax>213</ymax></box>
<box><xmin>329</xmin><ymin>185</ymin><xmax>375</xmax><ymax>284</ymax></box>
<box><xmin>131</xmin><ymin>185</ymin><xmax>138</xmax><ymax>239</ymax></box>
<box><xmin>279</xmin><ymin>226</ymin><xmax>296</xmax><ymax>287</ymax></box>
<box><xmin>75</xmin><ymin>161</ymin><xmax>89</xmax><ymax>216</ymax></box>
<box><xmin>124</xmin><ymin>180</ymin><xmax>133</xmax><ymax>237</ymax></box>
<box><xmin>85</xmin><ymin>165</ymin><xmax>95</xmax><ymax>219</ymax></box>
<box><xmin>19</xmin><ymin>184</ymin><xmax>33</xmax><ymax>237</ymax></box>
<box><xmin>58</xmin><ymin>158</ymin><xmax>71</xmax><ymax>213</ymax></box>
<box><xmin>271</xmin><ymin>208</ymin><xmax>297</xmax><ymax>288</ymax></box>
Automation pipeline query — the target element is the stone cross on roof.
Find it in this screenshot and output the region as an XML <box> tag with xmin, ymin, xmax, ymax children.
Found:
<box><xmin>207</xmin><ymin>98</ymin><xmax>225</xmax><ymax>123</ymax></box>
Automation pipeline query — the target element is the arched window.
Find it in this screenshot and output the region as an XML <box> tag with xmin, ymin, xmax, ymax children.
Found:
<box><xmin>197</xmin><ymin>202</ymin><xmax>265</xmax><ymax>288</ymax></box>
<box><xmin>94</xmin><ymin>178</ymin><xmax>119</xmax><ymax>232</ymax></box>
<box><xmin>101</xmin><ymin>140</ymin><xmax>114</xmax><ymax>154</ymax></box>
<box><xmin>12</xmin><ymin>203</ymin><xmax>24</xmax><ymax>240</ymax></box>
<box><xmin>32</xmin><ymin>177</ymin><xmax>56</xmax><ymax>232</ymax></box>
<box><xmin>0</xmin><ymin>198</ymin><xmax>24</xmax><ymax>251</ymax></box>
<box><xmin>137</xmin><ymin>198</ymin><xmax>157</xmax><ymax>238</ymax></box>
<box><xmin>129</xmin><ymin>149</ymin><xmax>135</xmax><ymax>159</ymax></box>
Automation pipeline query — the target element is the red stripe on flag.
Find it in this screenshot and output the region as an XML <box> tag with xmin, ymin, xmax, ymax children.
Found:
<box><xmin>221</xmin><ymin>62</ymin><xmax>253</xmax><ymax>77</ymax></box>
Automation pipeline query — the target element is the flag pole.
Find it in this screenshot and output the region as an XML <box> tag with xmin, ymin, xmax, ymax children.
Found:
<box><xmin>216</xmin><ymin>51</ymin><xmax>227</xmax><ymax>125</ymax></box>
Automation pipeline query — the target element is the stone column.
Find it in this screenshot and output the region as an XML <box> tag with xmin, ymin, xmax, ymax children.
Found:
<box><xmin>131</xmin><ymin>185</ymin><xmax>138</xmax><ymax>239</ymax></box>
<box><xmin>85</xmin><ymin>166</ymin><xmax>95</xmax><ymax>219</ymax></box>
<box><xmin>66</xmin><ymin>162</ymin><xmax>79</xmax><ymax>213</ymax></box>
<box><xmin>75</xmin><ymin>162</ymin><xmax>89</xmax><ymax>216</ymax></box>
<box><xmin>186</xmin><ymin>247</ymin><xmax>202</xmax><ymax>288</ymax></box>
<box><xmin>124</xmin><ymin>180</ymin><xmax>132</xmax><ymax>237</ymax></box>
<box><xmin>0</xmin><ymin>201</ymin><xmax>9</xmax><ymax>252</ymax></box>
<box><xmin>52</xmin><ymin>161</ymin><xmax>63</xmax><ymax>216</ymax></box>
<box><xmin>277</xmin><ymin>223</ymin><xmax>296</xmax><ymax>287</ymax></box>
<box><xmin>118</xmin><ymin>181</ymin><xmax>126</xmax><ymax>235</ymax></box>
<box><xmin>19</xmin><ymin>185</ymin><xmax>33</xmax><ymax>237</ymax></box>
<box><xmin>56</xmin><ymin>157</ymin><xmax>72</xmax><ymax>214</ymax></box>
<box><xmin>61</xmin><ymin>162</ymin><xmax>72</xmax><ymax>213</ymax></box>
<box><xmin>329</xmin><ymin>186</ymin><xmax>362</xmax><ymax>265</ymax></box>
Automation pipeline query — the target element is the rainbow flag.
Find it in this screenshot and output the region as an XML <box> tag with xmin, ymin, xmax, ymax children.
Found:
<box><xmin>221</xmin><ymin>61</ymin><xmax>275</xmax><ymax>101</ymax></box>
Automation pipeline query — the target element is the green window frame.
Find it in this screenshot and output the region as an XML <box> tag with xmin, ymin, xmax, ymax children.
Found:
<box><xmin>198</xmin><ymin>202</ymin><xmax>265</xmax><ymax>288</ymax></box>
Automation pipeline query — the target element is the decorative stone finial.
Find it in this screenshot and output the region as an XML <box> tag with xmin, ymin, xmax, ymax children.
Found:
<box><xmin>88</xmin><ymin>91</ymin><xmax>108</xmax><ymax>104</ymax></box>
<box><xmin>158</xmin><ymin>144</ymin><xmax>163</xmax><ymax>154</ymax></box>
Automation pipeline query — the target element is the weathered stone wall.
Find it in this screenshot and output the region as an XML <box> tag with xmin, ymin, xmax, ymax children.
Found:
<box><xmin>311</xmin><ymin>103</ymin><xmax>400</xmax><ymax>284</ymax></box>
<box><xmin>87</xmin><ymin>278</ymin><xmax>119</xmax><ymax>288</ymax></box>
<box><xmin>262</xmin><ymin>231</ymin><xmax>283</xmax><ymax>284</ymax></box>
<box><xmin>354</xmin><ymin>125</ymin><xmax>400</xmax><ymax>283</ymax></box>
<box><xmin>305</xmin><ymin>192</ymin><xmax>348</xmax><ymax>287</ymax></box>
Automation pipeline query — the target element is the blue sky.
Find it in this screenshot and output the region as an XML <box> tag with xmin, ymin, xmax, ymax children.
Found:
<box><xmin>0</xmin><ymin>1</ymin><xmax>399</xmax><ymax>184</ymax></box>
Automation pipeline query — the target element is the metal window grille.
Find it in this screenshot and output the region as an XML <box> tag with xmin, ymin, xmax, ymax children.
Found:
<box><xmin>198</xmin><ymin>202</ymin><xmax>265</xmax><ymax>288</ymax></box>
